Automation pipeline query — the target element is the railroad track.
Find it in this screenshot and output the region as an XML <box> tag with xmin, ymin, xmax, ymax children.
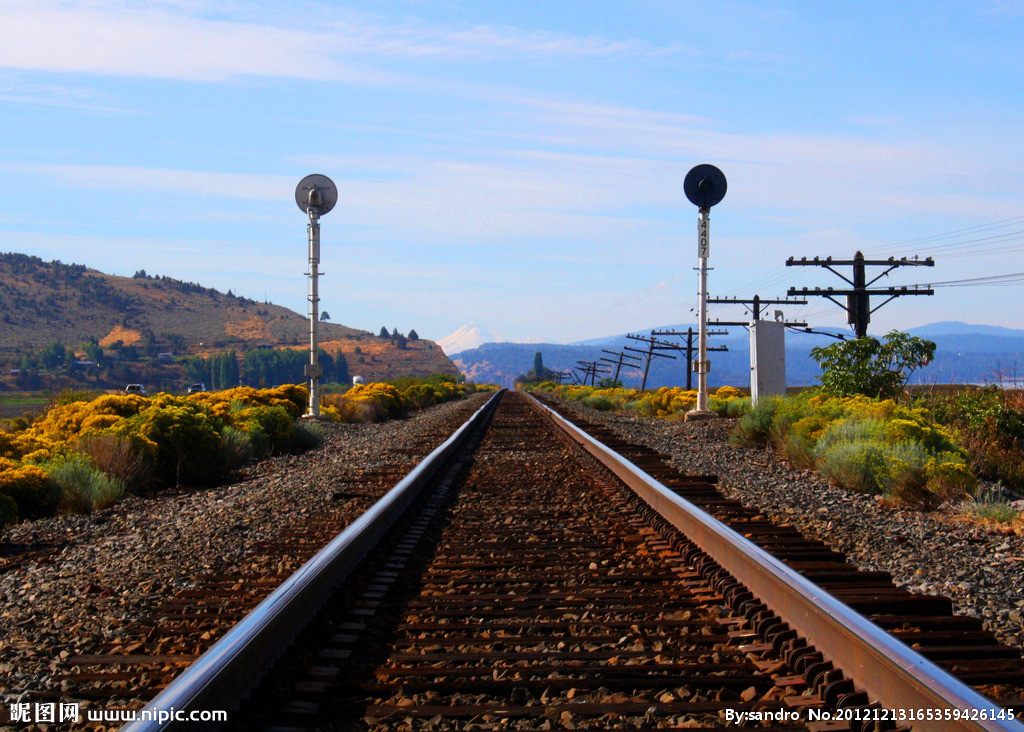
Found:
<box><xmin>13</xmin><ymin>398</ymin><xmax>488</xmax><ymax>725</ymax></box>
<box><xmin>123</xmin><ymin>390</ymin><xmax>1023</xmax><ymax>731</ymax></box>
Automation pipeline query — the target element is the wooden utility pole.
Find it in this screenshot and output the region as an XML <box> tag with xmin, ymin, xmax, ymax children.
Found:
<box><xmin>600</xmin><ymin>349</ymin><xmax>642</xmax><ymax>386</ymax></box>
<box><xmin>624</xmin><ymin>334</ymin><xmax>677</xmax><ymax>391</ymax></box>
<box><xmin>787</xmin><ymin>252</ymin><xmax>934</xmax><ymax>338</ymax></box>
<box><xmin>650</xmin><ymin>327</ymin><xmax>729</xmax><ymax>390</ymax></box>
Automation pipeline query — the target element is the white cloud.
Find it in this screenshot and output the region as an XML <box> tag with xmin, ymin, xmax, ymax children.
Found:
<box><xmin>0</xmin><ymin>1</ymin><xmax>686</xmax><ymax>83</ymax></box>
<box><xmin>0</xmin><ymin>162</ymin><xmax>293</xmax><ymax>200</ymax></box>
<box><xmin>0</xmin><ymin>2</ymin><xmax>389</xmax><ymax>82</ymax></box>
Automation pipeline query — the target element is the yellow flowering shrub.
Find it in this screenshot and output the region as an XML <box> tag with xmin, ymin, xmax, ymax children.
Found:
<box><xmin>187</xmin><ymin>384</ymin><xmax>307</xmax><ymax>420</ymax></box>
<box><xmin>31</xmin><ymin>394</ymin><xmax>150</xmax><ymax>442</ymax></box>
<box><xmin>0</xmin><ymin>460</ymin><xmax>58</xmax><ymax>519</ymax></box>
<box><xmin>321</xmin><ymin>378</ymin><xmax>473</xmax><ymax>424</ymax></box>
<box><xmin>713</xmin><ymin>385</ymin><xmax>745</xmax><ymax>400</ymax></box>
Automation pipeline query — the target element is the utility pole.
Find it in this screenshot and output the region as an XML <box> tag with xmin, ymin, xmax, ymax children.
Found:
<box><xmin>650</xmin><ymin>327</ymin><xmax>728</xmax><ymax>389</ymax></box>
<box><xmin>575</xmin><ymin>360</ymin><xmax>610</xmax><ymax>387</ymax></box>
<box><xmin>787</xmin><ymin>252</ymin><xmax>934</xmax><ymax>338</ymax></box>
<box><xmin>624</xmin><ymin>334</ymin><xmax>678</xmax><ymax>391</ymax></box>
<box><xmin>600</xmin><ymin>349</ymin><xmax>642</xmax><ymax>387</ymax></box>
<box><xmin>707</xmin><ymin>295</ymin><xmax>808</xmax><ymax>323</ymax></box>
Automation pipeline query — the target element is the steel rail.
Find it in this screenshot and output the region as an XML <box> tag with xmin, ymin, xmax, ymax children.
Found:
<box><xmin>526</xmin><ymin>392</ymin><xmax>1022</xmax><ymax>732</ymax></box>
<box><xmin>121</xmin><ymin>389</ymin><xmax>504</xmax><ymax>732</ymax></box>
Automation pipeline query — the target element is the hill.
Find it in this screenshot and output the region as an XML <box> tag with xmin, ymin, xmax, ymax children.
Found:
<box><xmin>0</xmin><ymin>252</ymin><xmax>457</xmax><ymax>390</ymax></box>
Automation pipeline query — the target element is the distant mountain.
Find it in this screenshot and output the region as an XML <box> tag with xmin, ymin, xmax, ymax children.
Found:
<box><xmin>453</xmin><ymin>322</ymin><xmax>1024</xmax><ymax>388</ymax></box>
<box><xmin>0</xmin><ymin>252</ymin><xmax>457</xmax><ymax>388</ymax></box>
<box><xmin>437</xmin><ymin>323</ymin><xmax>505</xmax><ymax>355</ymax></box>
<box><xmin>908</xmin><ymin>322</ymin><xmax>1024</xmax><ymax>338</ymax></box>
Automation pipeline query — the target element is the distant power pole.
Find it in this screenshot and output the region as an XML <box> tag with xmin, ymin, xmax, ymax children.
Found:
<box><xmin>600</xmin><ymin>349</ymin><xmax>642</xmax><ymax>386</ymax></box>
<box><xmin>624</xmin><ymin>334</ymin><xmax>678</xmax><ymax>391</ymax></box>
<box><xmin>787</xmin><ymin>252</ymin><xmax>934</xmax><ymax>338</ymax></box>
<box><xmin>575</xmin><ymin>360</ymin><xmax>610</xmax><ymax>386</ymax></box>
<box><xmin>650</xmin><ymin>327</ymin><xmax>728</xmax><ymax>390</ymax></box>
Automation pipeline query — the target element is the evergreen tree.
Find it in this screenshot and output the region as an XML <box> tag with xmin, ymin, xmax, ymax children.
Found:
<box><xmin>379</xmin><ymin>326</ymin><xmax>389</xmax><ymax>338</ymax></box>
<box><xmin>408</xmin><ymin>329</ymin><xmax>419</xmax><ymax>341</ymax></box>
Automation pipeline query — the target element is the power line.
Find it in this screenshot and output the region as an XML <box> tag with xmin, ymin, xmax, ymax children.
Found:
<box><xmin>918</xmin><ymin>271</ymin><xmax>1024</xmax><ymax>288</ymax></box>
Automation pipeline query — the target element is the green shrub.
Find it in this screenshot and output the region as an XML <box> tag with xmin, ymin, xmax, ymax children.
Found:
<box><xmin>0</xmin><ymin>493</ymin><xmax>17</xmax><ymax>527</ymax></box>
<box><xmin>731</xmin><ymin>397</ymin><xmax>781</xmax><ymax>447</ymax></box>
<box><xmin>74</xmin><ymin>433</ymin><xmax>154</xmax><ymax>495</ymax></box>
<box><xmin>289</xmin><ymin>420</ymin><xmax>325</xmax><ymax>453</ymax></box>
<box><xmin>815</xmin><ymin>439</ymin><xmax>887</xmax><ymax>494</ymax></box>
<box><xmin>221</xmin><ymin>426</ymin><xmax>255</xmax><ymax>471</ymax></box>
<box><xmin>46</xmin><ymin>455</ymin><xmax>125</xmax><ymax>513</ymax></box>
<box><xmin>965</xmin><ymin>487</ymin><xmax>1021</xmax><ymax>523</ymax></box>
<box><xmin>566</xmin><ymin>386</ymin><xmax>595</xmax><ymax>402</ymax></box>
<box><xmin>582</xmin><ymin>394</ymin><xmax>615</xmax><ymax>411</ymax></box>
<box><xmin>714</xmin><ymin>396</ymin><xmax>751</xmax><ymax>418</ymax></box>
<box><xmin>782</xmin><ymin>414</ymin><xmax>834</xmax><ymax>468</ymax></box>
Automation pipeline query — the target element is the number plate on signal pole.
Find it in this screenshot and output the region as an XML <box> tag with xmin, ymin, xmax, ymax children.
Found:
<box><xmin>698</xmin><ymin>217</ymin><xmax>710</xmax><ymax>258</ymax></box>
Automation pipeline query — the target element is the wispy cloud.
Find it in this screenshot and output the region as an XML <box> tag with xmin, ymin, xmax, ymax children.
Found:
<box><xmin>0</xmin><ymin>1</ymin><xmax>688</xmax><ymax>83</ymax></box>
<box><xmin>0</xmin><ymin>163</ymin><xmax>293</xmax><ymax>200</ymax></box>
<box><xmin>0</xmin><ymin>76</ymin><xmax>135</xmax><ymax>113</ymax></box>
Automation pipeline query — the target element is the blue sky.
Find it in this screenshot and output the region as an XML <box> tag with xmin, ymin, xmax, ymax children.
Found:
<box><xmin>1</xmin><ymin>1</ymin><xmax>1022</xmax><ymax>344</ymax></box>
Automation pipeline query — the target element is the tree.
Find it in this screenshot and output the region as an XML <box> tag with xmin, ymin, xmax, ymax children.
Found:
<box><xmin>395</xmin><ymin>335</ymin><xmax>407</xmax><ymax>350</ymax></box>
<box><xmin>391</xmin><ymin>327</ymin><xmax>402</xmax><ymax>339</ymax></box>
<box><xmin>408</xmin><ymin>329</ymin><xmax>419</xmax><ymax>341</ymax></box>
<box><xmin>81</xmin><ymin>339</ymin><xmax>103</xmax><ymax>363</ymax></box>
<box><xmin>515</xmin><ymin>350</ymin><xmax>553</xmax><ymax>384</ymax></box>
<box><xmin>40</xmin><ymin>341</ymin><xmax>69</xmax><ymax>369</ymax></box>
<box><xmin>320</xmin><ymin>311</ymin><xmax>331</xmax><ymax>322</ymax></box>
<box><xmin>810</xmin><ymin>330</ymin><xmax>936</xmax><ymax>399</ymax></box>
<box><xmin>379</xmin><ymin>326</ymin><xmax>389</xmax><ymax>338</ymax></box>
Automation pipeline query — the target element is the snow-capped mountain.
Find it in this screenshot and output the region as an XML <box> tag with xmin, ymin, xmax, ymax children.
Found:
<box><xmin>437</xmin><ymin>324</ymin><xmax>504</xmax><ymax>355</ymax></box>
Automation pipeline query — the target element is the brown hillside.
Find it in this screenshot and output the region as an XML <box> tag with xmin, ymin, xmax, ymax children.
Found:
<box><xmin>0</xmin><ymin>252</ymin><xmax>458</xmax><ymax>381</ymax></box>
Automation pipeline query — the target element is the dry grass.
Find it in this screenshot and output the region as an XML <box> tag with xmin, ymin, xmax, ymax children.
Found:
<box><xmin>99</xmin><ymin>325</ymin><xmax>143</xmax><ymax>347</ymax></box>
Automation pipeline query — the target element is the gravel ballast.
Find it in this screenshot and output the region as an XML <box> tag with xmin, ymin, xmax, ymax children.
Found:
<box><xmin>547</xmin><ymin>396</ymin><xmax>1024</xmax><ymax>651</ymax></box>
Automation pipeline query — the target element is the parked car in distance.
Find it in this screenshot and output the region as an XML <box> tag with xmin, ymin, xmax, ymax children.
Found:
<box><xmin>125</xmin><ymin>384</ymin><xmax>147</xmax><ymax>396</ymax></box>
<box><xmin>186</xmin><ymin>383</ymin><xmax>206</xmax><ymax>395</ymax></box>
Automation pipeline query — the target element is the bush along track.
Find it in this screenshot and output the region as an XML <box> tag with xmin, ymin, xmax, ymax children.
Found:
<box><xmin>0</xmin><ymin>376</ymin><xmax>490</xmax><ymax>526</ymax></box>
<box><xmin>532</xmin><ymin>382</ymin><xmax>1021</xmax><ymax>526</ymax></box>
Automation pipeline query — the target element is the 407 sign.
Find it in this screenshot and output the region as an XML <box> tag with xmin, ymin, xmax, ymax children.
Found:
<box><xmin>698</xmin><ymin>216</ymin><xmax>710</xmax><ymax>259</ymax></box>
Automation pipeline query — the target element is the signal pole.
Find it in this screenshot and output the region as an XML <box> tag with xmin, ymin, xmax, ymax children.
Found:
<box><xmin>682</xmin><ymin>164</ymin><xmax>727</xmax><ymax>419</ymax></box>
<box><xmin>787</xmin><ymin>252</ymin><xmax>934</xmax><ymax>338</ymax></box>
<box><xmin>295</xmin><ymin>174</ymin><xmax>338</xmax><ymax>418</ymax></box>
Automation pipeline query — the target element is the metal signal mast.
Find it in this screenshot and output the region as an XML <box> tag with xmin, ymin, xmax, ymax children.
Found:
<box><xmin>295</xmin><ymin>174</ymin><xmax>338</xmax><ymax>418</ymax></box>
